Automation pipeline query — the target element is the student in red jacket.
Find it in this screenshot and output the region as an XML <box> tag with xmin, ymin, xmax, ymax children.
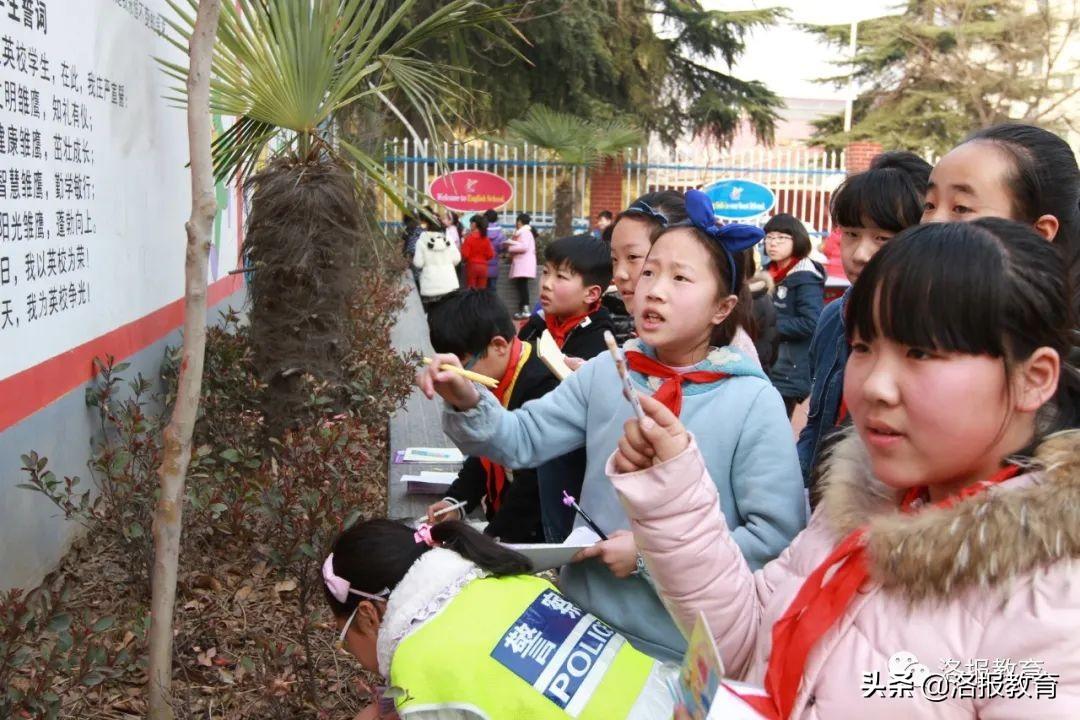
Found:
<box><xmin>461</xmin><ymin>214</ymin><xmax>495</xmax><ymax>289</ymax></box>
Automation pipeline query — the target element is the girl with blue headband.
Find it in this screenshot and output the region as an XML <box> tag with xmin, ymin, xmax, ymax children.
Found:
<box><xmin>418</xmin><ymin>189</ymin><xmax>807</xmax><ymax>662</ymax></box>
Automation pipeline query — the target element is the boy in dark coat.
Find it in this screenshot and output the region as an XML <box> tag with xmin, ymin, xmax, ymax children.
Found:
<box><xmin>516</xmin><ymin>235</ymin><xmax>614</xmax><ymax>541</ymax></box>
<box><xmin>516</xmin><ymin>234</ymin><xmax>615</xmax><ymax>363</ymax></box>
<box><xmin>425</xmin><ymin>291</ymin><xmax>558</xmax><ymax>542</ymax></box>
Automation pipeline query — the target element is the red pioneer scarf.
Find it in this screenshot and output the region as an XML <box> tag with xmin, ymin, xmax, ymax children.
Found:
<box><xmin>478</xmin><ymin>338</ymin><xmax>527</xmax><ymax>512</ymax></box>
<box><xmin>760</xmin><ymin>463</ymin><xmax>1020</xmax><ymax>718</ymax></box>
<box><xmin>835</xmin><ymin>398</ymin><xmax>848</xmax><ymax>427</ymax></box>
<box><xmin>624</xmin><ymin>351</ymin><xmax>729</xmax><ymax>417</ymax></box>
<box><xmin>544</xmin><ymin>302</ymin><xmax>599</xmax><ymax>349</ymax></box>
<box><xmin>492</xmin><ymin>337</ymin><xmax>525</xmax><ymax>404</ymax></box>
<box><xmin>767</xmin><ymin>259</ymin><xmax>796</xmax><ymax>286</ymax></box>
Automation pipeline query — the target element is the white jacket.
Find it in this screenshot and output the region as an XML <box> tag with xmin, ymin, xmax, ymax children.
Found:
<box><xmin>413</xmin><ymin>231</ymin><xmax>460</xmax><ymax>298</ymax></box>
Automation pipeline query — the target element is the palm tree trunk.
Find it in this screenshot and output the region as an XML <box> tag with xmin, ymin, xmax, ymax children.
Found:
<box><xmin>244</xmin><ymin>158</ymin><xmax>361</xmax><ymax>437</ymax></box>
<box><xmin>554</xmin><ymin>173</ymin><xmax>574</xmax><ymax>238</ymax></box>
<box><xmin>148</xmin><ymin>1</ymin><xmax>221</xmax><ymax>718</ymax></box>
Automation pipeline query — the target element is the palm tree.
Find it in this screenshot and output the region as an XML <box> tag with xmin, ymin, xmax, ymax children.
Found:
<box><xmin>163</xmin><ymin>0</ymin><xmax>518</xmax><ymax>434</ymax></box>
<box><xmin>506</xmin><ymin>106</ymin><xmax>644</xmax><ymax>237</ymax></box>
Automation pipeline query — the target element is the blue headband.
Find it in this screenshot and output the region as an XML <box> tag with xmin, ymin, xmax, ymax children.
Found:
<box><xmin>624</xmin><ymin>199</ymin><xmax>669</xmax><ymax>227</ymax></box>
<box><xmin>683</xmin><ymin>189</ymin><xmax>764</xmax><ymax>291</ymax></box>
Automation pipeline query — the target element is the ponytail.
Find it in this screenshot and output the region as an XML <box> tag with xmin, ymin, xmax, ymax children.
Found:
<box><xmin>322</xmin><ymin>518</ymin><xmax>530</xmax><ymax>617</ymax></box>
<box><xmin>429</xmin><ymin>520</ymin><xmax>533</xmax><ymax>575</ymax></box>
<box><xmin>470</xmin><ymin>214</ymin><xmax>489</xmax><ymax>238</ymax></box>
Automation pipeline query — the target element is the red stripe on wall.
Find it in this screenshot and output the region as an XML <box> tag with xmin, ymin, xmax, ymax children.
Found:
<box><xmin>0</xmin><ymin>273</ymin><xmax>244</xmax><ymax>434</ymax></box>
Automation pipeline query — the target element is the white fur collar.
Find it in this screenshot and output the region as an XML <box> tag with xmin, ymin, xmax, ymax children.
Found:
<box><xmin>375</xmin><ymin>548</ymin><xmax>487</xmax><ymax>677</ymax></box>
<box><xmin>818</xmin><ymin>429</ymin><xmax>1080</xmax><ymax>602</ymax></box>
<box><xmin>788</xmin><ymin>256</ymin><xmax>822</xmax><ymax>278</ymax></box>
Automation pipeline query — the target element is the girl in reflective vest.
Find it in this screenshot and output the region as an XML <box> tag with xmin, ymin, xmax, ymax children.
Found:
<box><xmin>323</xmin><ymin>518</ymin><xmax>676</xmax><ymax>720</ymax></box>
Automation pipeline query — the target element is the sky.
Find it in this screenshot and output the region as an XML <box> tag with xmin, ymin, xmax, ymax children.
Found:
<box><xmin>700</xmin><ymin>0</ymin><xmax>901</xmax><ymax>100</ymax></box>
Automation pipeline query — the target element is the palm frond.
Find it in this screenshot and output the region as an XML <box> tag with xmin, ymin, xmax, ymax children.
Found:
<box><xmin>505</xmin><ymin>105</ymin><xmax>643</xmax><ymax>166</ymax></box>
<box><xmin>337</xmin><ymin>136</ymin><xmax>427</xmax><ymax>214</ymax></box>
<box><xmin>591</xmin><ymin>119</ymin><xmax>645</xmax><ymax>158</ymax></box>
<box><xmin>506</xmin><ymin>106</ymin><xmax>598</xmax><ymax>165</ymax></box>
<box><xmin>161</xmin><ymin>0</ymin><xmax>520</xmax><ymax>210</ymax></box>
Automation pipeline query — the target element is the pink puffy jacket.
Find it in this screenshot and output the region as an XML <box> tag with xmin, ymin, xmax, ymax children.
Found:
<box><xmin>503</xmin><ymin>224</ymin><xmax>537</xmax><ymax>279</ymax></box>
<box><xmin>608</xmin><ymin>430</ymin><xmax>1080</xmax><ymax>719</ymax></box>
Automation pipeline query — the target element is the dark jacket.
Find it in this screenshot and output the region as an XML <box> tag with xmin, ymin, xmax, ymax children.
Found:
<box><xmin>486</xmin><ymin>223</ymin><xmax>507</xmax><ymax>278</ymax></box>
<box><xmin>401</xmin><ymin>224</ymin><xmax>422</xmax><ymax>260</ymax></box>
<box><xmin>767</xmin><ymin>258</ymin><xmax>825</xmax><ymax>400</ymax></box>
<box><xmin>600</xmin><ymin>291</ymin><xmax>635</xmax><ymax>347</ymax></box>
<box><xmin>796</xmin><ymin>289</ymin><xmax>849</xmax><ymax>489</ymax></box>
<box><xmin>517</xmin><ymin>305</ymin><xmax>615</xmax><ymax>360</ymax></box>
<box><xmin>747</xmin><ymin>274</ymin><xmax>778</xmax><ymax>372</ymax></box>
<box><xmin>443</xmin><ymin>345</ymin><xmax>558</xmax><ymax>542</ymax></box>
<box><xmin>518</xmin><ymin>305</ymin><xmax>615</xmax><ymax>541</ymax></box>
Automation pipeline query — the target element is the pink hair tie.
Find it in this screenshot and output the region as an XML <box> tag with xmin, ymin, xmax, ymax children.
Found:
<box><xmin>321</xmin><ymin>553</ymin><xmax>390</xmax><ymax>604</ymax></box>
<box><xmin>414</xmin><ymin>523</ymin><xmax>436</xmax><ymax>547</ymax></box>
<box><xmin>322</xmin><ymin>554</ymin><xmax>352</xmax><ymax>603</ymax></box>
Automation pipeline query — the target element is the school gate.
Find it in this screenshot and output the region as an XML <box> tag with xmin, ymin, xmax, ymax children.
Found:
<box><xmin>380</xmin><ymin>138</ymin><xmax>852</xmax><ymax>311</ymax></box>
<box><xmin>379</xmin><ymin>138</ymin><xmax>849</xmax><ymax>237</ymax></box>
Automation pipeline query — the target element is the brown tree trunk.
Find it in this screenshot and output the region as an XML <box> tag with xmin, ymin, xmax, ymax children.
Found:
<box><xmin>554</xmin><ymin>173</ymin><xmax>574</xmax><ymax>238</ymax></box>
<box><xmin>147</xmin><ymin>1</ymin><xmax>221</xmax><ymax>718</ymax></box>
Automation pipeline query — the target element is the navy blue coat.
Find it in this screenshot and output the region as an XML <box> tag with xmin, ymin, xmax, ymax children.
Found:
<box><xmin>767</xmin><ymin>258</ymin><xmax>825</xmax><ymax>400</ymax></box>
<box><xmin>795</xmin><ymin>289</ymin><xmax>849</xmax><ymax>487</ymax></box>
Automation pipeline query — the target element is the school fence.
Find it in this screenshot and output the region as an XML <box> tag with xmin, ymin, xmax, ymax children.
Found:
<box><xmin>378</xmin><ymin>139</ymin><xmax>849</xmax><ymax>237</ymax></box>
<box><xmin>380</xmin><ymin>138</ymin><xmax>591</xmax><ymax>232</ymax></box>
<box><xmin>623</xmin><ymin>146</ymin><xmax>847</xmax><ymax>237</ymax></box>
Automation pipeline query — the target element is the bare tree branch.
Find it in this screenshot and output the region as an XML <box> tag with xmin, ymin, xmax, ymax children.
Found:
<box><xmin>147</xmin><ymin>1</ymin><xmax>221</xmax><ymax>718</ymax></box>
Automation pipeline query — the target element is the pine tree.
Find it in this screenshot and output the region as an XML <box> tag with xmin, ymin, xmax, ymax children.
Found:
<box><xmin>399</xmin><ymin>0</ymin><xmax>786</xmax><ymax>146</ymax></box>
<box><xmin>810</xmin><ymin>0</ymin><xmax>1080</xmax><ymax>153</ymax></box>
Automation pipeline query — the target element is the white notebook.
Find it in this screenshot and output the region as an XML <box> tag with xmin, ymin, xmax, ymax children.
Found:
<box><xmin>402</xmin><ymin>447</ymin><xmax>465</xmax><ymax>463</ymax></box>
<box><xmin>536</xmin><ymin>329</ymin><xmax>573</xmax><ymax>381</ymax></box>
<box><xmin>400</xmin><ymin>471</ymin><xmax>458</xmax><ymax>495</ymax></box>
<box><xmin>503</xmin><ymin>526</ymin><xmax>601</xmax><ymax>572</ymax></box>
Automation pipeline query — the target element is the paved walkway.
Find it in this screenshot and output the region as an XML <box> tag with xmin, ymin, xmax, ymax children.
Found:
<box><xmin>387</xmin><ymin>274</ymin><xmax>460</xmax><ymax>521</ymax></box>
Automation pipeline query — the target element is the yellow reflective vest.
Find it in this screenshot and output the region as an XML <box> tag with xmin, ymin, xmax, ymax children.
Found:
<box><xmin>389</xmin><ymin>573</ymin><xmax>674</xmax><ymax>719</ymax></box>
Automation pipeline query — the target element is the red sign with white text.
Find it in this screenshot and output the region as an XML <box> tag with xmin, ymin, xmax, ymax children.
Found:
<box><xmin>429</xmin><ymin>170</ymin><xmax>513</xmax><ymax>212</ymax></box>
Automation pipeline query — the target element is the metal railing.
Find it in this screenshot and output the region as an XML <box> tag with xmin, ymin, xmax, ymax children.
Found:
<box><xmin>380</xmin><ymin>139</ymin><xmax>850</xmax><ymax>236</ymax></box>
<box><xmin>380</xmin><ymin>138</ymin><xmax>590</xmax><ymax>231</ymax></box>
<box><xmin>623</xmin><ymin>145</ymin><xmax>847</xmax><ymax>236</ymax></box>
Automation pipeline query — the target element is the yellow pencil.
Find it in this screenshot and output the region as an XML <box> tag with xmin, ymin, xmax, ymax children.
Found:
<box><xmin>422</xmin><ymin>357</ymin><xmax>499</xmax><ymax>389</ymax></box>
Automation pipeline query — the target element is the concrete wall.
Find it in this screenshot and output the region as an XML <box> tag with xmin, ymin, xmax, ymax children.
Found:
<box><xmin>0</xmin><ymin>288</ymin><xmax>246</xmax><ymax>592</ymax></box>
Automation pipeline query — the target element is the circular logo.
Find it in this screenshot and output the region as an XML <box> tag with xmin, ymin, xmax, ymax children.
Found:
<box><xmin>701</xmin><ymin>178</ymin><xmax>777</xmax><ymax>220</ymax></box>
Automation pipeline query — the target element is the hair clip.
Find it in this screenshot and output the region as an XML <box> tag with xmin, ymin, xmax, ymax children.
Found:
<box><xmin>413</xmin><ymin>523</ymin><xmax>436</xmax><ymax>548</ymax></box>
<box><xmin>324</xmin><ymin>553</ymin><xmax>390</xmax><ymax>652</ymax></box>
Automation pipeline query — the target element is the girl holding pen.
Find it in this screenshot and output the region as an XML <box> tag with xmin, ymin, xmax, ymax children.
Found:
<box><xmin>417</xmin><ymin>190</ymin><xmax>807</xmax><ymax>663</ymax></box>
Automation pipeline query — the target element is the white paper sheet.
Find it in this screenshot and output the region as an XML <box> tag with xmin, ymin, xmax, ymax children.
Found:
<box><xmin>402</xmin><ymin>447</ymin><xmax>465</xmax><ymax>463</ymax></box>
<box><xmin>503</xmin><ymin>527</ymin><xmax>601</xmax><ymax>572</ymax></box>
